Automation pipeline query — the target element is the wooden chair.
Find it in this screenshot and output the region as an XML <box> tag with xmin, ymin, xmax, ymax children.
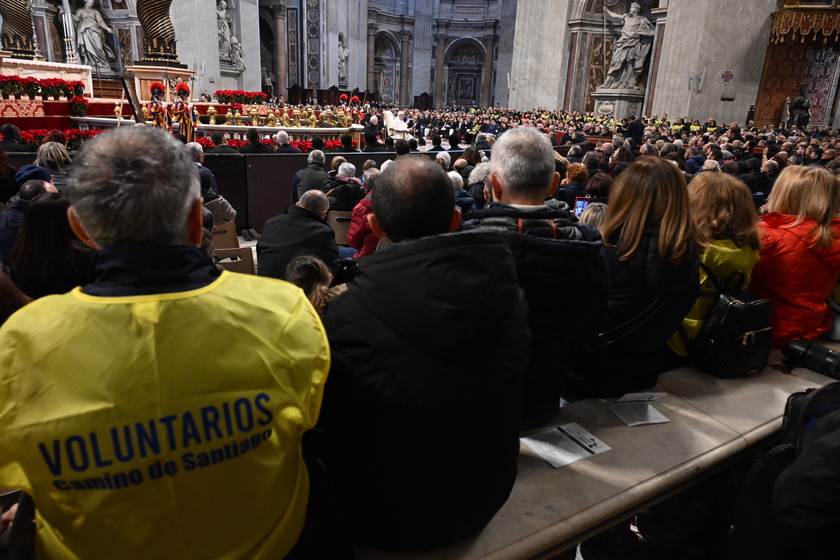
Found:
<box><xmin>215</xmin><ymin>247</ymin><xmax>255</xmax><ymax>274</ymax></box>
<box><xmin>212</xmin><ymin>221</ymin><xmax>239</xmax><ymax>249</ymax></box>
<box><xmin>326</xmin><ymin>210</ymin><xmax>353</xmax><ymax>246</ymax></box>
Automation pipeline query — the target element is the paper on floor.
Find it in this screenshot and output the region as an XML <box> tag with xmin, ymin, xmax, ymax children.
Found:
<box><xmin>611</xmin><ymin>402</ymin><xmax>670</xmax><ymax>427</ymax></box>
<box><xmin>521</xmin><ymin>422</ymin><xmax>611</xmax><ymax>469</ymax></box>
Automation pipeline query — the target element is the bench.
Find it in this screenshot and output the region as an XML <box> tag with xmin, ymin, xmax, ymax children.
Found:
<box><xmin>356</xmin><ymin>346</ymin><xmax>836</xmax><ymax>560</ymax></box>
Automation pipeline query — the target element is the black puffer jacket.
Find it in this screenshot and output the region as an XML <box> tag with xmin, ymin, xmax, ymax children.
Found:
<box><xmin>464</xmin><ymin>203</ymin><xmax>609</xmax><ymax>427</ymax></box>
<box><xmin>565</xmin><ymin>228</ymin><xmax>700</xmax><ymax>398</ymax></box>
<box><xmin>318</xmin><ymin>229</ymin><xmax>530</xmax><ymax>551</ymax></box>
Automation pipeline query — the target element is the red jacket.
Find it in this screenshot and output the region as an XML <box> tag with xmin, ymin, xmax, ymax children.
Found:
<box><xmin>750</xmin><ymin>212</ymin><xmax>840</xmax><ymax>347</ymax></box>
<box><xmin>346</xmin><ymin>196</ymin><xmax>378</xmax><ymax>259</ymax></box>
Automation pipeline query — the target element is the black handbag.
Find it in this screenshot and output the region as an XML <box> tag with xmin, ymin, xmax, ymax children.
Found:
<box><xmin>689</xmin><ymin>264</ymin><xmax>773</xmax><ymax>378</ymax></box>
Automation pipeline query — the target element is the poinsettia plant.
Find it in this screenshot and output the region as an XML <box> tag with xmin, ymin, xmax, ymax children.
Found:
<box><xmin>69</xmin><ymin>96</ymin><xmax>89</xmax><ymax>116</ymax></box>
<box><xmin>214</xmin><ymin>89</ymin><xmax>267</xmax><ymax>104</ymax></box>
<box><xmin>19</xmin><ymin>128</ymin><xmax>102</xmax><ymax>149</ymax></box>
<box><xmin>0</xmin><ymin>75</ymin><xmax>86</xmax><ymax>99</ymax></box>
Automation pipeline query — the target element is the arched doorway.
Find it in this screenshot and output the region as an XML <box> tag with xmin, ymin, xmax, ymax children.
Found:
<box><xmin>374</xmin><ymin>33</ymin><xmax>400</xmax><ymax>105</ymax></box>
<box><xmin>445</xmin><ymin>39</ymin><xmax>484</xmax><ymax>108</ymax></box>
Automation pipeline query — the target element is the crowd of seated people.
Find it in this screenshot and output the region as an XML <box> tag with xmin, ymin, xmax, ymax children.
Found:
<box><xmin>2</xmin><ymin>104</ymin><xmax>840</xmax><ymax>559</ymax></box>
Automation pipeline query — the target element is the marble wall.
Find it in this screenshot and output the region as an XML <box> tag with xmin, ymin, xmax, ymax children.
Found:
<box><xmin>508</xmin><ymin>0</ymin><xmax>572</xmax><ymax>110</ymax></box>
<box><xmin>647</xmin><ymin>0</ymin><xmax>780</xmax><ymax>123</ymax></box>
<box><xmin>324</xmin><ymin>0</ymin><xmax>369</xmax><ymax>90</ymax></box>
<box><xmin>171</xmin><ymin>0</ymin><xmax>219</xmax><ymax>96</ymax></box>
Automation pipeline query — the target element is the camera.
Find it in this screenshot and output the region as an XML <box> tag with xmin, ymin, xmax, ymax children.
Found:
<box><xmin>782</xmin><ymin>339</ymin><xmax>840</xmax><ymax>379</ymax></box>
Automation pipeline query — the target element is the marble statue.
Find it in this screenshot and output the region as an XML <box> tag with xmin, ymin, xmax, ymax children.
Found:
<box><xmin>230</xmin><ymin>36</ymin><xmax>245</xmax><ymax>70</ymax></box>
<box><xmin>338</xmin><ymin>38</ymin><xmax>349</xmax><ymax>83</ymax></box>
<box><xmin>217</xmin><ymin>0</ymin><xmax>232</xmax><ymax>57</ymax></box>
<box><xmin>600</xmin><ymin>3</ymin><xmax>654</xmax><ymax>90</ymax></box>
<box><xmin>74</xmin><ymin>0</ymin><xmax>115</xmax><ymax>73</ymax></box>
<box><xmin>788</xmin><ymin>85</ymin><xmax>811</xmax><ymax>129</ymax></box>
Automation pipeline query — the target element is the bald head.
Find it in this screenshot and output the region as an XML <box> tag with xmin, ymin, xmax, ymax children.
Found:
<box><xmin>371</xmin><ymin>156</ymin><xmax>455</xmax><ymax>242</ymax></box>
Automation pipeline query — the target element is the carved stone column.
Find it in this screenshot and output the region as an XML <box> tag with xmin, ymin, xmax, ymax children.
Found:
<box><xmin>481</xmin><ymin>33</ymin><xmax>495</xmax><ymax>108</ymax></box>
<box><xmin>270</xmin><ymin>2</ymin><xmax>287</xmax><ymax>97</ymax></box>
<box><xmin>434</xmin><ymin>33</ymin><xmax>447</xmax><ymax>108</ymax></box>
<box><xmin>136</xmin><ymin>0</ymin><xmax>180</xmax><ymax>66</ymax></box>
<box><xmin>0</xmin><ymin>0</ymin><xmax>36</xmax><ymax>59</ymax></box>
<box><xmin>399</xmin><ymin>29</ymin><xmax>412</xmax><ymax>106</ymax></box>
<box><xmin>59</xmin><ymin>0</ymin><xmax>78</xmax><ymax>64</ymax></box>
<box><xmin>367</xmin><ymin>22</ymin><xmax>377</xmax><ymax>93</ymax></box>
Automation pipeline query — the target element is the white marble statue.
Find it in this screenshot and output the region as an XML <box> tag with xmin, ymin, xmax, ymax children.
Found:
<box><xmin>600</xmin><ymin>2</ymin><xmax>655</xmax><ymax>90</ymax></box>
<box><xmin>230</xmin><ymin>36</ymin><xmax>244</xmax><ymax>70</ymax></box>
<box><xmin>217</xmin><ymin>0</ymin><xmax>232</xmax><ymax>57</ymax></box>
<box><xmin>338</xmin><ymin>39</ymin><xmax>349</xmax><ymax>82</ymax></box>
<box><xmin>73</xmin><ymin>0</ymin><xmax>114</xmax><ymax>73</ymax></box>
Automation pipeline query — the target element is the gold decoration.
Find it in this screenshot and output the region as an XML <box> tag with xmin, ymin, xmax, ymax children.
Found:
<box><xmin>307</xmin><ymin>109</ymin><xmax>317</xmax><ymax>128</ymax></box>
<box><xmin>142</xmin><ymin>103</ymin><xmax>151</xmax><ymax>122</ymax></box>
<box><xmin>225</xmin><ymin>108</ymin><xmax>234</xmax><ymax>125</ymax></box>
<box><xmin>266</xmin><ymin>110</ymin><xmax>277</xmax><ymax>127</ymax></box>
<box><xmin>248</xmin><ymin>105</ymin><xmax>259</xmax><ymax>126</ymax></box>
<box><xmin>281</xmin><ymin>110</ymin><xmax>292</xmax><ymax>128</ymax></box>
<box><xmin>207</xmin><ymin>105</ymin><xmax>218</xmax><ymax>125</ymax></box>
<box><xmin>114</xmin><ymin>103</ymin><xmax>123</xmax><ymax>121</ymax></box>
<box><xmin>233</xmin><ymin>110</ymin><xmax>243</xmax><ymax>126</ymax></box>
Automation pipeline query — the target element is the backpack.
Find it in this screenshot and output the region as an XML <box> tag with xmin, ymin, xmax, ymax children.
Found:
<box><xmin>689</xmin><ymin>264</ymin><xmax>773</xmax><ymax>378</ymax></box>
<box><xmin>720</xmin><ymin>381</ymin><xmax>840</xmax><ymax>559</ymax></box>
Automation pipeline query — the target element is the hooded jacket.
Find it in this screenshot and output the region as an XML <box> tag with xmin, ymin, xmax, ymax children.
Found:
<box><xmin>749</xmin><ymin>212</ymin><xmax>840</xmax><ymax>346</ymax></box>
<box><xmin>318</xmin><ymin>229</ymin><xmax>530</xmax><ymax>551</ymax></box>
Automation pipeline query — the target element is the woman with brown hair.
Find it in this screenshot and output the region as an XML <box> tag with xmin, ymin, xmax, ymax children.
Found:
<box><xmin>10</xmin><ymin>193</ymin><xmax>94</xmax><ymax>299</ymax></box>
<box><xmin>285</xmin><ymin>255</ymin><xmax>346</xmax><ymax>317</ymax></box>
<box><xmin>749</xmin><ymin>165</ymin><xmax>840</xmax><ymax>346</ymax></box>
<box><xmin>565</xmin><ymin>157</ymin><xmax>706</xmax><ymax>397</ymax></box>
<box><xmin>667</xmin><ymin>172</ymin><xmax>761</xmax><ymax>359</ymax></box>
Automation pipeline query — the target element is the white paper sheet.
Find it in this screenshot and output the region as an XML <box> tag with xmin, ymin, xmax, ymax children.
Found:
<box><xmin>521</xmin><ymin>422</ymin><xmax>611</xmax><ymax>469</ymax></box>
<box><xmin>610</xmin><ymin>403</ymin><xmax>670</xmax><ymax>427</ymax></box>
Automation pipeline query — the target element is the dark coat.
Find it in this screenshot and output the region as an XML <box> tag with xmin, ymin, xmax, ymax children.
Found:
<box><xmin>256</xmin><ymin>205</ymin><xmax>338</xmax><ymax>280</ymax></box>
<box><xmin>0</xmin><ymin>139</ymin><xmax>30</xmax><ymax>153</ymax></box>
<box><xmin>565</xmin><ymin>229</ymin><xmax>700</xmax><ymax>398</ymax></box>
<box><xmin>291</xmin><ymin>162</ymin><xmax>330</xmax><ymax>201</ymax></box>
<box><xmin>324</xmin><ymin>177</ymin><xmax>365</xmax><ymax>211</ymax></box>
<box><xmin>274</xmin><ymin>144</ymin><xmax>302</xmax><ymax>154</ymax></box>
<box><xmin>11</xmin><ymin>241</ymin><xmax>94</xmax><ymax>299</ymax></box>
<box><xmin>0</xmin><ymin>199</ymin><xmax>27</xmax><ymax>266</ymax></box>
<box><xmin>685</xmin><ymin>154</ymin><xmax>707</xmax><ymax>175</ymax></box>
<box><xmin>625</xmin><ymin>119</ymin><xmax>644</xmax><ymax>145</ymax></box>
<box><xmin>464</xmin><ymin>203</ymin><xmax>609</xmax><ymax>427</ymax></box>
<box><xmin>238</xmin><ymin>142</ymin><xmax>273</xmax><ymax>154</ymax></box>
<box><xmin>455</xmin><ymin>189</ymin><xmax>477</xmax><ymax>214</ymax></box>
<box><xmin>554</xmin><ymin>181</ymin><xmax>588</xmax><ymax>206</ymax></box>
<box><xmin>206</xmin><ymin>145</ymin><xmax>238</xmax><ymax>154</ymax></box>
<box><xmin>318</xmin><ymin>230</ymin><xmax>530</xmax><ymax>551</ymax></box>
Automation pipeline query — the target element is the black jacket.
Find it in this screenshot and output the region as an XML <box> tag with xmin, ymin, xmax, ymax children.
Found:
<box><xmin>206</xmin><ymin>145</ymin><xmax>238</xmax><ymax>154</ymax></box>
<box><xmin>554</xmin><ymin>181</ymin><xmax>588</xmax><ymax>206</ymax></box>
<box><xmin>565</xmin><ymin>229</ymin><xmax>699</xmax><ymax>397</ymax></box>
<box><xmin>0</xmin><ymin>139</ymin><xmax>30</xmax><ymax>153</ymax></box>
<box><xmin>256</xmin><ymin>205</ymin><xmax>338</xmax><ymax>280</ymax></box>
<box><xmin>464</xmin><ymin>203</ymin><xmax>609</xmax><ymax>427</ymax></box>
<box><xmin>626</xmin><ymin>119</ymin><xmax>645</xmax><ymax>144</ymax></box>
<box><xmin>318</xmin><ymin>230</ymin><xmax>530</xmax><ymax>551</ymax></box>
<box><xmin>291</xmin><ymin>163</ymin><xmax>330</xmax><ymax>201</ymax></box>
<box><xmin>238</xmin><ymin>142</ymin><xmax>273</xmax><ymax>154</ymax></box>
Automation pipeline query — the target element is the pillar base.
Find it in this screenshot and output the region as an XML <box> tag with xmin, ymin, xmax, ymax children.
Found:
<box><xmin>592</xmin><ymin>88</ymin><xmax>646</xmax><ymax>119</ymax></box>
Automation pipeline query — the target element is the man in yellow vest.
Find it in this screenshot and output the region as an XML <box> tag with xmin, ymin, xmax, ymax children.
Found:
<box><xmin>0</xmin><ymin>126</ymin><xmax>331</xmax><ymax>560</ymax></box>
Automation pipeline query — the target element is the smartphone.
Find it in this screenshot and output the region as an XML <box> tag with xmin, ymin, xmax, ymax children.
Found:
<box><xmin>574</xmin><ymin>197</ymin><xmax>590</xmax><ymax>218</ymax></box>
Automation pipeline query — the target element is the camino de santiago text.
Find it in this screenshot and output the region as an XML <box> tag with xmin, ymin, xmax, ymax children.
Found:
<box><xmin>39</xmin><ymin>394</ymin><xmax>274</xmax><ymax>491</ymax></box>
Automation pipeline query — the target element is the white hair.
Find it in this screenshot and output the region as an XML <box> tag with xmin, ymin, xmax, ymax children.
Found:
<box><xmin>490</xmin><ymin>126</ymin><xmax>555</xmax><ymax>196</ymax></box>
<box><xmin>337</xmin><ymin>162</ymin><xmax>356</xmax><ymax>177</ymax></box>
<box><xmin>275</xmin><ymin>130</ymin><xmax>290</xmax><ymax>144</ymax></box>
<box><xmin>447</xmin><ymin>170</ymin><xmax>464</xmax><ymax>191</ymax></box>
<box><xmin>380</xmin><ymin>159</ymin><xmax>393</xmax><ymax>172</ymax></box>
<box><xmin>437</xmin><ymin>151</ymin><xmax>451</xmax><ymax>166</ymax></box>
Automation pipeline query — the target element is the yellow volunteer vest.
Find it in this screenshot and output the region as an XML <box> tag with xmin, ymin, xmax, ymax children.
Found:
<box><xmin>668</xmin><ymin>240</ymin><xmax>761</xmax><ymax>357</ymax></box>
<box><xmin>0</xmin><ymin>271</ymin><xmax>330</xmax><ymax>560</ymax></box>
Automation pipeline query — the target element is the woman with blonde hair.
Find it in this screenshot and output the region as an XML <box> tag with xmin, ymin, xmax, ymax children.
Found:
<box><xmin>668</xmin><ymin>172</ymin><xmax>761</xmax><ymax>359</ymax></box>
<box><xmin>34</xmin><ymin>142</ymin><xmax>72</xmax><ymax>193</ymax></box>
<box><xmin>566</xmin><ymin>157</ymin><xmax>705</xmax><ymax>397</ymax></box>
<box><xmin>750</xmin><ymin>165</ymin><xmax>840</xmax><ymax>346</ymax></box>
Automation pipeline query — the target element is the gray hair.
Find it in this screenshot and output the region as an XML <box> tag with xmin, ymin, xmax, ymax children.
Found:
<box><xmin>568</xmin><ymin>144</ymin><xmax>582</xmax><ymax>156</ymax></box>
<box><xmin>447</xmin><ymin>170</ymin><xmax>464</xmax><ymax>191</ymax></box>
<box><xmin>308</xmin><ymin>149</ymin><xmax>325</xmax><ymax>165</ymax></box>
<box><xmin>436</xmin><ymin>151</ymin><xmax>451</xmax><ymax>166</ymax></box>
<box><xmin>468</xmin><ymin>161</ymin><xmax>491</xmax><ymax>185</ymax></box>
<box><xmin>640</xmin><ymin>143</ymin><xmax>657</xmax><ymax>156</ymax></box>
<box><xmin>337</xmin><ymin>162</ymin><xmax>356</xmax><ymax>178</ymax></box>
<box><xmin>66</xmin><ymin>126</ymin><xmax>200</xmax><ymax>248</ymax></box>
<box><xmin>185</xmin><ymin>142</ymin><xmax>204</xmax><ymax>162</ymax></box>
<box><xmin>490</xmin><ymin>126</ymin><xmax>555</xmax><ymax>196</ymax></box>
<box><xmin>35</xmin><ymin>142</ymin><xmax>72</xmax><ymax>174</ymax></box>
<box><xmin>299</xmin><ymin>189</ymin><xmax>328</xmax><ymax>215</ymax></box>
<box><xmin>275</xmin><ymin>130</ymin><xmax>290</xmax><ymax>144</ymax></box>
